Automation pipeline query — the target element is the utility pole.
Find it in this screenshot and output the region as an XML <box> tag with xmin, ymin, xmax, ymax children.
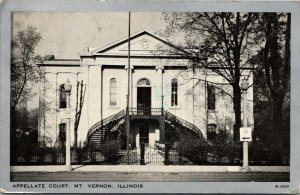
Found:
<box><xmin>126</xmin><ymin>12</ymin><xmax>131</xmax><ymax>164</ymax></box>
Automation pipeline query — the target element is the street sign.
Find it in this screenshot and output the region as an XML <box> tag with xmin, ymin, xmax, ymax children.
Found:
<box><xmin>240</xmin><ymin>127</ymin><xmax>252</xmax><ymax>142</ymax></box>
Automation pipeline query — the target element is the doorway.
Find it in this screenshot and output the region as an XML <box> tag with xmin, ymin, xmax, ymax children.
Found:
<box><xmin>139</xmin><ymin>120</ymin><xmax>149</xmax><ymax>145</ymax></box>
<box><xmin>137</xmin><ymin>87</ymin><xmax>151</xmax><ymax>115</ymax></box>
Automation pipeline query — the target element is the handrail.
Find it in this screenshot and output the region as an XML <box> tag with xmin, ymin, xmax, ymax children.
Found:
<box><xmin>129</xmin><ymin>107</ymin><xmax>163</xmax><ymax>116</ymax></box>
<box><xmin>165</xmin><ymin>111</ymin><xmax>203</xmax><ymax>138</ymax></box>
<box><xmin>86</xmin><ymin>109</ymin><xmax>202</xmax><ymax>145</ymax></box>
<box><xmin>53</xmin><ymin>133</ymin><xmax>60</xmax><ymax>148</ymax></box>
<box><xmin>110</xmin><ymin>118</ymin><xmax>125</xmax><ymax>132</ymax></box>
<box><xmin>87</xmin><ymin>110</ymin><xmax>125</xmax><ymax>140</ymax></box>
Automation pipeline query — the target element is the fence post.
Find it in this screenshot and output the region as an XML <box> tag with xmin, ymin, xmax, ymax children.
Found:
<box><xmin>164</xmin><ymin>142</ymin><xmax>169</xmax><ymax>165</ymax></box>
<box><xmin>140</xmin><ymin>142</ymin><xmax>145</xmax><ymax>165</ymax></box>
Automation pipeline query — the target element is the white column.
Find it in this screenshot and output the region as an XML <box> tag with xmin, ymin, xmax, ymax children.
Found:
<box><xmin>155</xmin><ymin>129</ymin><xmax>160</xmax><ymax>141</ymax></box>
<box><xmin>66</xmin><ymin>92</ymin><xmax>71</xmax><ymax>109</ymax></box>
<box><xmin>136</xmin><ymin>132</ymin><xmax>140</xmax><ymax>149</ymax></box>
<box><xmin>155</xmin><ymin>65</ymin><xmax>164</xmax><ymax>109</ymax></box>
<box><xmin>125</xmin><ymin>65</ymin><xmax>134</xmax><ymax>107</ymax></box>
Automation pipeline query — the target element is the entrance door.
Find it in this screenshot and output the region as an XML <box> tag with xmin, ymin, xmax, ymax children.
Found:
<box><xmin>139</xmin><ymin>120</ymin><xmax>149</xmax><ymax>145</ymax></box>
<box><xmin>137</xmin><ymin>87</ymin><xmax>151</xmax><ymax>115</ymax></box>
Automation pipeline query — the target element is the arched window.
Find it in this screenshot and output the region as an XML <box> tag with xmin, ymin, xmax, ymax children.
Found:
<box><xmin>207</xmin><ymin>85</ymin><xmax>216</xmax><ymax>110</ymax></box>
<box><xmin>59</xmin><ymin>84</ymin><xmax>67</xmax><ymax>108</ymax></box>
<box><xmin>207</xmin><ymin>124</ymin><xmax>217</xmax><ymax>141</ymax></box>
<box><xmin>137</xmin><ymin>78</ymin><xmax>150</xmax><ymax>86</ymax></box>
<box><xmin>171</xmin><ymin>79</ymin><xmax>178</xmax><ymax>106</ymax></box>
<box><xmin>110</xmin><ymin>78</ymin><xmax>117</xmax><ymax>106</ymax></box>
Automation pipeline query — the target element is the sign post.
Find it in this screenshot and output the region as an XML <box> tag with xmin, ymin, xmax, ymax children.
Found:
<box><xmin>64</xmin><ymin>78</ymin><xmax>72</xmax><ymax>172</ymax></box>
<box><xmin>240</xmin><ymin>78</ymin><xmax>251</xmax><ymax>172</ymax></box>
<box><xmin>240</xmin><ymin>127</ymin><xmax>252</xmax><ymax>142</ymax></box>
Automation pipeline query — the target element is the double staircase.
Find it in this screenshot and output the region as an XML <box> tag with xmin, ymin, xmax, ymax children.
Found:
<box><xmin>86</xmin><ymin>110</ymin><xmax>125</xmax><ymax>148</ymax></box>
<box><xmin>86</xmin><ymin>109</ymin><xmax>203</xmax><ymax>149</ymax></box>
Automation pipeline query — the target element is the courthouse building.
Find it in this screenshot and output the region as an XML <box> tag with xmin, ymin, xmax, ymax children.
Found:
<box><xmin>38</xmin><ymin>30</ymin><xmax>254</xmax><ymax>149</ymax></box>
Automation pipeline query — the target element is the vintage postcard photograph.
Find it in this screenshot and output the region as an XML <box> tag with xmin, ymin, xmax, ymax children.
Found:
<box><xmin>1</xmin><ymin>1</ymin><xmax>299</xmax><ymax>193</ymax></box>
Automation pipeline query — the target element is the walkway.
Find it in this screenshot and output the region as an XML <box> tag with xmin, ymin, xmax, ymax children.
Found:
<box><xmin>11</xmin><ymin>165</ymin><xmax>289</xmax><ymax>173</ymax></box>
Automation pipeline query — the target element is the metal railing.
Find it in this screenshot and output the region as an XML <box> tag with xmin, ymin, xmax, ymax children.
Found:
<box><xmin>165</xmin><ymin>111</ymin><xmax>203</xmax><ymax>138</ymax></box>
<box><xmin>87</xmin><ymin>146</ymin><xmax>165</xmax><ymax>165</ymax></box>
<box><xmin>129</xmin><ymin>107</ymin><xmax>163</xmax><ymax>116</ymax></box>
<box><xmin>11</xmin><ymin>144</ymin><xmax>289</xmax><ymax>165</ymax></box>
<box><xmin>86</xmin><ymin>110</ymin><xmax>125</xmax><ymax>141</ymax></box>
<box><xmin>11</xmin><ymin>146</ymin><xmax>84</xmax><ymax>165</ymax></box>
<box><xmin>110</xmin><ymin>118</ymin><xmax>125</xmax><ymax>133</ymax></box>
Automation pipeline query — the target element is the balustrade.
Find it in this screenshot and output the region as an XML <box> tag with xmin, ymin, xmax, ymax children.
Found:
<box><xmin>129</xmin><ymin>107</ymin><xmax>163</xmax><ymax>116</ymax></box>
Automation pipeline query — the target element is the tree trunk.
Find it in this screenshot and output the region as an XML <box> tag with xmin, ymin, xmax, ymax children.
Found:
<box><xmin>233</xmin><ymin>84</ymin><xmax>242</xmax><ymax>142</ymax></box>
<box><xmin>74</xmin><ymin>127</ymin><xmax>78</xmax><ymax>149</ymax></box>
<box><xmin>74</xmin><ymin>81</ymin><xmax>79</xmax><ymax>149</ymax></box>
<box><xmin>10</xmin><ymin>108</ymin><xmax>17</xmax><ymax>164</ymax></box>
<box><xmin>272</xmin><ymin>92</ymin><xmax>285</xmax><ymax>149</ymax></box>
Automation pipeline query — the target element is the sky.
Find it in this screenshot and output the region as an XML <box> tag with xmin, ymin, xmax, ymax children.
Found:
<box><xmin>12</xmin><ymin>12</ymin><xmax>167</xmax><ymax>59</ymax></box>
<box><xmin>12</xmin><ymin>12</ymin><xmax>169</xmax><ymax>109</ymax></box>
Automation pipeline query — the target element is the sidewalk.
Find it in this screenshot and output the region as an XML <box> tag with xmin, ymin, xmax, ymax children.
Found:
<box><xmin>11</xmin><ymin>170</ymin><xmax>290</xmax><ymax>182</ymax></box>
<box><xmin>11</xmin><ymin>165</ymin><xmax>290</xmax><ymax>173</ymax></box>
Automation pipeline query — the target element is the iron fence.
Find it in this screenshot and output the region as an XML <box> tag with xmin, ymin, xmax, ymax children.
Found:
<box><xmin>86</xmin><ymin>147</ymin><xmax>165</xmax><ymax>165</ymax></box>
<box><xmin>11</xmin><ymin>143</ymin><xmax>289</xmax><ymax>166</ymax></box>
<box><xmin>12</xmin><ymin>148</ymin><xmax>80</xmax><ymax>165</ymax></box>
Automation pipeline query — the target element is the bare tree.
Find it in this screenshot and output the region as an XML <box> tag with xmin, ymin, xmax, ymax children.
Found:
<box><xmin>11</xmin><ymin>26</ymin><xmax>43</xmax><ymax>113</ymax></box>
<box><xmin>163</xmin><ymin>12</ymin><xmax>260</xmax><ymax>141</ymax></box>
<box><xmin>74</xmin><ymin>80</ymin><xmax>86</xmax><ymax>149</ymax></box>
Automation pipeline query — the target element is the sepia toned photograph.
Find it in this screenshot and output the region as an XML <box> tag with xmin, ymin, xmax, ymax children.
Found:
<box><xmin>1</xmin><ymin>1</ymin><xmax>298</xmax><ymax>192</ymax></box>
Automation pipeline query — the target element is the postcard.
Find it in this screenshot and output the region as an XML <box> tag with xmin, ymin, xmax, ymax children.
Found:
<box><xmin>0</xmin><ymin>0</ymin><xmax>299</xmax><ymax>193</ymax></box>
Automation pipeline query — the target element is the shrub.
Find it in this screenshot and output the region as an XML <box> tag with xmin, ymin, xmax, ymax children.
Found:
<box><xmin>99</xmin><ymin>140</ymin><xmax>120</xmax><ymax>163</ymax></box>
<box><xmin>210</xmin><ymin>129</ymin><xmax>241</xmax><ymax>163</ymax></box>
<box><xmin>208</xmin><ymin>143</ymin><xmax>240</xmax><ymax>164</ymax></box>
<box><xmin>176</xmin><ymin>135</ymin><xmax>209</xmax><ymax>164</ymax></box>
<box><xmin>249</xmin><ymin>141</ymin><xmax>287</xmax><ymax>165</ymax></box>
<box><xmin>75</xmin><ymin>146</ymin><xmax>85</xmax><ymax>164</ymax></box>
<box><xmin>50</xmin><ymin>147</ymin><xmax>59</xmax><ymax>164</ymax></box>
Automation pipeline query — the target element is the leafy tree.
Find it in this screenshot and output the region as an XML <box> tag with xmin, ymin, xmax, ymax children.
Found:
<box><xmin>261</xmin><ymin>13</ymin><xmax>290</xmax><ymax>152</ymax></box>
<box><xmin>13</xmin><ymin>107</ymin><xmax>39</xmax><ymax>163</ymax></box>
<box><xmin>163</xmin><ymin>12</ymin><xmax>260</xmax><ymax>141</ymax></box>
<box><xmin>11</xmin><ymin>26</ymin><xmax>43</xmax><ymax>161</ymax></box>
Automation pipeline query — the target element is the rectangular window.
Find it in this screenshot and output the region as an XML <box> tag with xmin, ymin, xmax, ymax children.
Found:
<box><xmin>171</xmin><ymin>79</ymin><xmax>178</xmax><ymax>106</ymax></box>
<box><xmin>59</xmin><ymin>85</ymin><xmax>67</xmax><ymax>108</ymax></box>
<box><xmin>207</xmin><ymin>85</ymin><xmax>216</xmax><ymax>110</ymax></box>
<box><xmin>110</xmin><ymin>78</ymin><xmax>117</xmax><ymax>106</ymax></box>
<box><xmin>207</xmin><ymin>124</ymin><xmax>217</xmax><ymax>141</ymax></box>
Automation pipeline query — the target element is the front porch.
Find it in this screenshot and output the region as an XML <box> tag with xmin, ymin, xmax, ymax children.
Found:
<box><xmin>128</xmin><ymin>107</ymin><xmax>165</xmax><ymax>149</ymax></box>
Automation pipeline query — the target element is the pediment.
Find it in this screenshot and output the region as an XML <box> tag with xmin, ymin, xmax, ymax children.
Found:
<box><xmin>91</xmin><ymin>31</ymin><xmax>188</xmax><ymax>56</ymax></box>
